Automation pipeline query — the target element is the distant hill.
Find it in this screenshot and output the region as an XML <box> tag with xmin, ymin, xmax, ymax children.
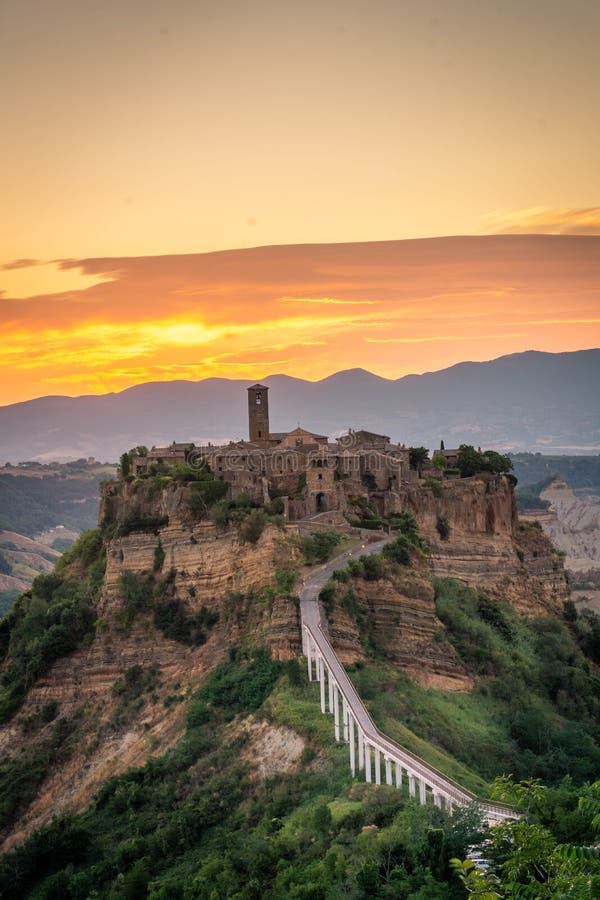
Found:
<box><xmin>0</xmin><ymin>349</ymin><xmax>598</xmax><ymax>461</ymax></box>
<box><xmin>0</xmin><ymin>465</ymin><xmax>109</xmax><ymax>536</ymax></box>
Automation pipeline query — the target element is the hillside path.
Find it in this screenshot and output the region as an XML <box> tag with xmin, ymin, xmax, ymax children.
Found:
<box><xmin>299</xmin><ymin>536</ymin><xmax>516</xmax><ymax>822</ymax></box>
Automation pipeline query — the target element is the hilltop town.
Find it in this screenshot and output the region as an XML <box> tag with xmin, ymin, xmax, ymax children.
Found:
<box><xmin>127</xmin><ymin>384</ymin><xmax>474</xmax><ymax>524</ymax></box>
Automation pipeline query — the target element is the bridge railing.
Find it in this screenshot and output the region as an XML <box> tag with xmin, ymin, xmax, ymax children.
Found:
<box><xmin>301</xmin><ymin>611</ymin><xmax>517</xmax><ymax>823</ymax></box>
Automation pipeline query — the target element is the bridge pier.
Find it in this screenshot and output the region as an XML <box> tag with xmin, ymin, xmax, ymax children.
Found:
<box><xmin>395</xmin><ymin>761</ymin><xmax>402</xmax><ymax>789</ymax></box>
<box><xmin>408</xmin><ymin>773</ymin><xmax>416</xmax><ymax>798</ymax></box>
<box><xmin>318</xmin><ymin>656</ymin><xmax>326</xmax><ymax>714</ymax></box>
<box><xmin>385</xmin><ymin>756</ymin><xmax>392</xmax><ymax>786</ymax></box>
<box><xmin>301</xmin><ymin>619</ymin><xmax>516</xmax><ymax>824</ymax></box>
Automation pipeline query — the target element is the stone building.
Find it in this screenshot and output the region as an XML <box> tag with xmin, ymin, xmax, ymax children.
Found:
<box><xmin>130</xmin><ymin>383</ymin><xmax>410</xmax><ymax>521</ymax></box>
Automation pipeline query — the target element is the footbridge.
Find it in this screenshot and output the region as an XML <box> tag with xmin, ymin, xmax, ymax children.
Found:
<box><xmin>299</xmin><ymin>538</ymin><xmax>516</xmax><ymax>823</ymax></box>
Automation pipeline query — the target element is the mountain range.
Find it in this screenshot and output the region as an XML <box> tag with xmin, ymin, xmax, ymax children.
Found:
<box><xmin>0</xmin><ymin>349</ymin><xmax>598</xmax><ymax>462</ymax></box>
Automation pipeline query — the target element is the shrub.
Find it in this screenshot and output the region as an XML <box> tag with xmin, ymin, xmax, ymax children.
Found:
<box><xmin>319</xmin><ymin>582</ymin><xmax>336</xmax><ymax>614</ymax></box>
<box><xmin>117</xmin><ymin>571</ymin><xmax>154</xmax><ymax>629</ymax></box>
<box><xmin>153</xmin><ymin>540</ymin><xmax>165</xmax><ymax>572</ymax></box>
<box><xmin>382</xmin><ymin>536</ymin><xmax>411</xmax><ymax>565</ymax></box>
<box><xmin>424</xmin><ymin>476</ymin><xmax>443</xmax><ymax>498</ymax></box>
<box><xmin>436</xmin><ymin>515</ymin><xmax>450</xmax><ymax>540</ymax></box>
<box><xmin>153</xmin><ymin>598</ymin><xmax>218</xmax><ymax>646</ymax></box>
<box><xmin>238</xmin><ymin>509</ymin><xmax>267</xmax><ymax>544</ymax></box>
<box><xmin>192</xmin><ymin>648</ymin><xmax>282</xmax><ymax>719</ymax></box>
<box><xmin>117</xmin><ymin>514</ymin><xmax>168</xmax><ymax>537</ymax></box>
<box><xmin>361</xmin><ymin>554</ymin><xmax>384</xmax><ymax>581</ymax></box>
<box><xmin>300</xmin><ymin>531</ymin><xmax>341</xmax><ymax>564</ymax></box>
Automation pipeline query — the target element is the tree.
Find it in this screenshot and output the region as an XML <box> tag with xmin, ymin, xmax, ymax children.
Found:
<box><xmin>483</xmin><ymin>451</ymin><xmax>512</xmax><ymax>475</ymax></box>
<box><xmin>119</xmin><ymin>452</ymin><xmax>131</xmax><ymax>479</ymax></box>
<box><xmin>409</xmin><ymin>446</ymin><xmax>430</xmax><ymax>477</ymax></box>
<box><xmin>456</xmin><ymin>445</ymin><xmax>483</xmax><ymax>478</ymax></box>
<box><xmin>452</xmin><ymin>777</ymin><xmax>600</xmax><ymax>898</ymax></box>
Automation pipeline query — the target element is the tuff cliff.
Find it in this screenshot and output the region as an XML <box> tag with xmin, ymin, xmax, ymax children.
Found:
<box><xmin>0</xmin><ymin>471</ymin><xmax>570</xmax><ymax>851</ymax></box>
<box><xmin>0</xmin><ymin>509</ymin><xmax>301</xmax><ymax>853</ymax></box>
<box><xmin>322</xmin><ymin>554</ymin><xmax>474</xmax><ymax>692</ymax></box>
<box><xmin>394</xmin><ymin>475</ymin><xmax>568</xmax><ymax>617</ymax></box>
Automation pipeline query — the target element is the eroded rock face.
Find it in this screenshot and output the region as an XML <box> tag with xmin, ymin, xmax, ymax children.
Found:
<box><xmin>539</xmin><ymin>480</ymin><xmax>600</xmax><ymax>575</ymax></box>
<box><xmin>391</xmin><ymin>475</ymin><xmax>568</xmax><ymax>617</ymax></box>
<box><xmin>324</xmin><ymin>559</ymin><xmax>474</xmax><ymax>692</ymax></box>
<box><xmin>0</xmin><ymin>472</ymin><xmax>570</xmax><ymax>852</ymax></box>
<box><xmin>0</xmin><ymin>523</ymin><xmax>301</xmax><ymax>853</ymax></box>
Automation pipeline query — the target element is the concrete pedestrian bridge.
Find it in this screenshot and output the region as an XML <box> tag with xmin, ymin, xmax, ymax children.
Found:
<box><xmin>299</xmin><ymin>538</ymin><xmax>517</xmax><ymax>824</ymax></box>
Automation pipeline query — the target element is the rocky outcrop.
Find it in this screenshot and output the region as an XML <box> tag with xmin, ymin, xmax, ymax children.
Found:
<box><xmin>538</xmin><ymin>480</ymin><xmax>600</xmax><ymax>575</ymax></box>
<box><xmin>389</xmin><ymin>475</ymin><xmax>568</xmax><ymax>617</ymax></box>
<box><xmin>324</xmin><ymin>558</ymin><xmax>473</xmax><ymax>691</ymax></box>
<box><xmin>0</xmin><ymin>519</ymin><xmax>302</xmax><ymax>853</ymax></box>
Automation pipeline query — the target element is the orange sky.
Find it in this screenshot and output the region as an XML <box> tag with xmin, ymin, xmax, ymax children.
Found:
<box><xmin>1</xmin><ymin>236</ymin><xmax>599</xmax><ymax>404</ymax></box>
<box><xmin>1</xmin><ymin>1</ymin><xmax>599</xmax><ymax>404</ymax></box>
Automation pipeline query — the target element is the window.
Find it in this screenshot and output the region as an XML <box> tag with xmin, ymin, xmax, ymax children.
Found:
<box><xmin>256</xmin><ymin>392</ymin><xmax>262</xmax><ymax>405</ymax></box>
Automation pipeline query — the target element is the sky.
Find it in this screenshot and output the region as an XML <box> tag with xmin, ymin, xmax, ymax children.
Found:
<box><xmin>1</xmin><ymin>0</ymin><xmax>599</xmax><ymax>404</ymax></box>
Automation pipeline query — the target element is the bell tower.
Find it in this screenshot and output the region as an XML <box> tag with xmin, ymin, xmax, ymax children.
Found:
<box><xmin>247</xmin><ymin>383</ymin><xmax>270</xmax><ymax>443</ymax></box>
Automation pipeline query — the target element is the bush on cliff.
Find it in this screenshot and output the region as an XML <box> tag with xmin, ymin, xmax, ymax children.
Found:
<box><xmin>0</xmin><ymin>530</ymin><xmax>105</xmax><ymax>722</ymax></box>
<box><xmin>300</xmin><ymin>530</ymin><xmax>341</xmax><ymax>564</ymax></box>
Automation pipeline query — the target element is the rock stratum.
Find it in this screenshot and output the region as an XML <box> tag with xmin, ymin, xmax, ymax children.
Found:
<box><xmin>0</xmin><ymin>472</ymin><xmax>569</xmax><ymax>851</ymax></box>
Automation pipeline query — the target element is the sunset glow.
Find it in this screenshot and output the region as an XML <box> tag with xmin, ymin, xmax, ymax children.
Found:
<box><xmin>1</xmin><ymin>1</ymin><xmax>599</xmax><ymax>405</ymax></box>
<box><xmin>1</xmin><ymin>237</ymin><xmax>598</xmax><ymax>404</ymax></box>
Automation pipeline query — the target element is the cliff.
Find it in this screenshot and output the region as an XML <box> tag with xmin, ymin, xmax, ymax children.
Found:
<box><xmin>538</xmin><ymin>479</ymin><xmax>600</xmax><ymax>575</ymax></box>
<box><xmin>0</xmin><ymin>511</ymin><xmax>301</xmax><ymax>853</ymax></box>
<box><xmin>323</xmin><ymin>555</ymin><xmax>474</xmax><ymax>692</ymax></box>
<box><xmin>393</xmin><ymin>475</ymin><xmax>568</xmax><ymax>617</ymax></box>
<box><xmin>0</xmin><ymin>471</ymin><xmax>571</xmax><ymax>851</ymax></box>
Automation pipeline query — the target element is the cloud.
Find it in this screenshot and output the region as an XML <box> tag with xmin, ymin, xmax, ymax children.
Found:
<box><xmin>483</xmin><ymin>207</ymin><xmax>600</xmax><ymax>236</ymax></box>
<box><xmin>0</xmin><ymin>235</ymin><xmax>599</xmax><ymax>403</ymax></box>
<box><xmin>1</xmin><ymin>258</ymin><xmax>41</xmax><ymax>270</ymax></box>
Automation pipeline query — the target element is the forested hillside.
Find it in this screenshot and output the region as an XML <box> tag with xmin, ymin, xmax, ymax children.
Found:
<box><xmin>511</xmin><ymin>453</ymin><xmax>600</xmax><ymax>490</ymax></box>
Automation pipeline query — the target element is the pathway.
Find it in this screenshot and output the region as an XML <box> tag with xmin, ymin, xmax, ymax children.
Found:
<box><xmin>299</xmin><ymin>537</ymin><xmax>516</xmax><ymax>822</ymax></box>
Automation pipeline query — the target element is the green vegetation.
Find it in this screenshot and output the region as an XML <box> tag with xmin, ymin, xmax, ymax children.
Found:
<box><xmin>0</xmin><ymin>651</ymin><xmax>490</xmax><ymax>899</ymax></box>
<box><xmin>346</xmin><ymin>495</ymin><xmax>384</xmax><ymax>529</ymax></box>
<box><xmin>452</xmin><ymin>775</ymin><xmax>600</xmax><ymax>898</ymax></box>
<box><xmin>349</xmin><ymin>578</ymin><xmax>600</xmax><ymax>787</ymax></box>
<box><xmin>115</xmin><ymin>513</ymin><xmax>169</xmax><ymax>537</ymax></box>
<box><xmin>515</xmin><ymin>475</ymin><xmax>554</xmax><ymax>513</ymax></box>
<box><xmin>209</xmin><ymin>494</ymin><xmax>284</xmax><ymax>538</ymax></box>
<box><xmin>112</xmin><ymin>565</ymin><xmax>221</xmax><ymax>646</ymax></box>
<box><xmin>153</xmin><ymin>539</ymin><xmax>165</xmax><ymax>572</ymax></box>
<box><xmin>0</xmin><ymin>589</ymin><xmax>19</xmax><ymax>617</ymax></box>
<box><xmin>409</xmin><ymin>446</ymin><xmax>430</xmax><ymax>477</ymax></box>
<box><xmin>0</xmin><ymin>530</ymin><xmax>105</xmax><ymax>722</ymax></box>
<box><xmin>0</xmin><ymin>714</ymin><xmax>81</xmax><ymax>836</ymax></box>
<box><xmin>300</xmin><ymin>530</ymin><xmax>342</xmax><ymax>564</ymax></box>
<box><xmin>510</xmin><ymin>452</ymin><xmax>600</xmax><ymax>490</ymax></box>
<box><xmin>436</xmin><ymin>515</ymin><xmax>450</xmax><ymax>541</ymax></box>
<box><xmin>154</xmin><ymin>598</ymin><xmax>218</xmax><ymax>646</ymax></box>
<box><xmin>0</xmin><ymin>467</ymin><xmax>104</xmax><ymax>536</ymax></box>
<box><xmin>455</xmin><ymin>446</ymin><xmax>512</xmax><ymax>478</ymax></box>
